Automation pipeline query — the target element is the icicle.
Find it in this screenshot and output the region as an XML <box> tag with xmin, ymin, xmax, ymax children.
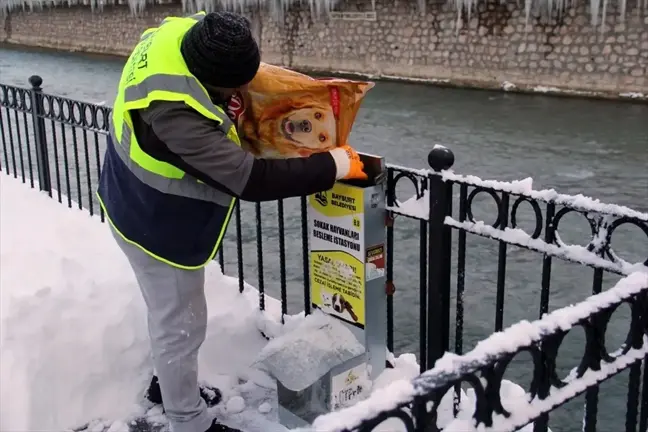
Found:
<box><xmin>600</xmin><ymin>0</ymin><xmax>608</xmax><ymax>34</ymax></box>
<box><xmin>619</xmin><ymin>0</ymin><xmax>626</xmax><ymax>19</ymax></box>
<box><xmin>467</xmin><ymin>0</ymin><xmax>475</xmax><ymax>23</ymax></box>
<box><xmin>590</xmin><ymin>0</ymin><xmax>601</xmax><ymax>26</ymax></box>
<box><xmin>0</xmin><ymin>0</ymin><xmax>635</xmax><ymax>37</ymax></box>
<box><xmin>417</xmin><ymin>0</ymin><xmax>425</xmax><ymax>15</ymax></box>
<box><xmin>558</xmin><ymin>0</ymin><xmax>566</xmax><ymax>20</ymax></box>
<box><xmin>524</xmin><ymin>0</ymin><xmax>532</xmax><ymax>34</ymax></box>
<box><xmin>454</xmin><ymin>0</ymin><xmax>461</xmax><ymax>36</ymax></box>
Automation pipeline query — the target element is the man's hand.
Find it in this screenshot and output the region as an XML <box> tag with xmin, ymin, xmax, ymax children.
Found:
<box><xmin>328</xmin><ymin>145</ymin><xmax>368</xmax><ymax>181</ymax></box>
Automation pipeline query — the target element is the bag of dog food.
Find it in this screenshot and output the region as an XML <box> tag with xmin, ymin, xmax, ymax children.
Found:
<box><xmin>226</xmin><ymin>63</ymin><xmax>374</xmax><ymax>158</ymax></box>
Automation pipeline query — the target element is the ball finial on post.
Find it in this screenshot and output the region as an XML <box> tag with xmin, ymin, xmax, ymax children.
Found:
<box><xmin>428</xmin><ymin>145</ymin><xmax>455</xmax><ymax>172</ymax></box>
<box><xmin>28</xmin><ymin>75</ymin><xmax>43</xmax><ymax>89</ymax></box>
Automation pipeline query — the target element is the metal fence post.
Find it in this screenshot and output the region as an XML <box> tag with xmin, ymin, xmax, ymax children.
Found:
<box><xmin>28</xmin><ymin>75</ymin><xmax>52</xmax><ymax>194</ymax></box>
<box><xmin>426</xmin><ymin>146</ymin><xmax>455</xmax><ymax>369</ymax></box>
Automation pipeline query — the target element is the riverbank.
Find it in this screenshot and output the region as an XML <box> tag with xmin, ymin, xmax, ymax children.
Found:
<box><xmin>1</xmin><ymin>0</ymin><xmax>646</xmax><ymax>102</ymax></box>
<box><xmin>2</xmin><ymin>41</ymin><xmax>647</xmax><ymax>104</ymax></box>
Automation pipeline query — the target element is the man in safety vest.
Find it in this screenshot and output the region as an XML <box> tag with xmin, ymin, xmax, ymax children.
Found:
<box><xmin>97</xmin><ymin>9</ymin><xmax>367</xmax><ymax>432</ymax></box>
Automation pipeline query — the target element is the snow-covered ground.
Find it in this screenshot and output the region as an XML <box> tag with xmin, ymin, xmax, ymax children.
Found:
<box><xmin>6</xmin><ymin>173</ymin><xmax>639</xmax><ymax>432</ymax></box>
<box><xmin>0</xmin><ymin>174</ymin><xmax>290</xmax><ymax>431</ymax></box>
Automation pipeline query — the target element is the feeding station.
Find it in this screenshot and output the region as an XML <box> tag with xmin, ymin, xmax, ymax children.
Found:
<box><xmin>273</xmin><ymin>153</ymin><xmax>389</xmax><ymax>429</ymax></box>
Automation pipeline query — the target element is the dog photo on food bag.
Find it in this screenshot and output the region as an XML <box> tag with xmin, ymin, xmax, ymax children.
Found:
<box><xmin>226</xmin><ymin>63</ymin><xmax>374</xmax><ymax>158</ymax></box>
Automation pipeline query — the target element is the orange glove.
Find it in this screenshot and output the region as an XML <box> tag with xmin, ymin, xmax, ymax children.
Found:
<box><xmin>328</xmin><ymin>145</ymin><xmax>368</xmax><ymax>181</ymax></box>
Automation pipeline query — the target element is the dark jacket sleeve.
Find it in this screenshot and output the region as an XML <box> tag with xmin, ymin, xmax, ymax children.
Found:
<box><xmin>134</xmin><ymin>101</ymin><xmax>337</xmax><ymax>202</ymax></box>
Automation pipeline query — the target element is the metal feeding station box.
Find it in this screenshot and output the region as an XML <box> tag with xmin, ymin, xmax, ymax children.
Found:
<box><xmin>276</xmin><ymin>153</ymin><xmax>388</xmax><ymax>429</ymax></box>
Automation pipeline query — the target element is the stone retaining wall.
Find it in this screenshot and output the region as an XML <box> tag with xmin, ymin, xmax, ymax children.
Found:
<box><xmin>1</xmin><ymin>1</ymin><xmax>647</xmax><ymax>97</ymax></box>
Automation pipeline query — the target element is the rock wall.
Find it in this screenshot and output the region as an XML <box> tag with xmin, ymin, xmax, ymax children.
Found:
<box><xmin>1</xmin><ymin>5</ymin><xmax>176</xmax><ymax>55</ymax></box>
<box><xmin>1</xmin><ymin>1</ymin><xmax>647</xmax><ymax>97</ymax></box>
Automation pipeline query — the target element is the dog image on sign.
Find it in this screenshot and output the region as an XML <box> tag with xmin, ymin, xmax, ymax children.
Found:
<box><xmin>319</xmin><ymin>289</ymin><xmax>359</xmax><ymax>324</ymax></box>
<box><xmin>226</xmin><ymin>63</ymin><xmax>374</xmax><ymax>158</ymax></box>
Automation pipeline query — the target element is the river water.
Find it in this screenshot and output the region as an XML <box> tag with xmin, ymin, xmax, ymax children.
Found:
<box><xmin>2</xmin><ymin>45</ymin><xmax>648</xmax><ymax>432</ymax></box>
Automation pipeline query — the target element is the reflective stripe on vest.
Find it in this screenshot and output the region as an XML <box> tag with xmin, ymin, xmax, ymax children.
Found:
<box><xmin>122</xmin><ymin>73</ymin><xmax>227</xmax><ymax>121</ymax></box>
<box><xmin>110</xmin><ymin>13</ymin><xmax>242</xmax><ymax>204</ymax></box>
<box><xmin>108</xmin><ymin>121</ymin><xmax>234</xmax><ymax>207</ymax></box>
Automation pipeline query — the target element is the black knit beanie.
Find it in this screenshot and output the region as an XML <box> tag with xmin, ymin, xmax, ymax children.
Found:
<box><xmin>180</xmin><ymin>11</ymin><xmax>261</xmax><ymax>89</ymax></box>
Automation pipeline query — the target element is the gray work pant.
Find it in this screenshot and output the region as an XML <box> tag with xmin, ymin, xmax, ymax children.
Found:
<box><xmin>110</xmin><ymin>226</ymin><xmax>212</xmax><ymax>432</ymax></box>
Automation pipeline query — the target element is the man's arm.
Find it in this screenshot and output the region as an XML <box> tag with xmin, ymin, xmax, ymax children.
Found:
<box><xmin>136</xmin><ymin>101</ymin><xmax>338</xmax><ymax>202</ymax></box>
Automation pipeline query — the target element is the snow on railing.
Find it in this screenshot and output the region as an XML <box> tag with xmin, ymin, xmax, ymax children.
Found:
<box><xmin>385</xmin><ymin>165</ymin><xmax>648</xmax><ymax>275</ymax></box>
<box><xmin>444</xmin><ymin>217</ymin><xmax>647</xmax><ymax>275</ymax></box>
<box><xmin>309</xmin><ymin>271</ymin><xmax>648</xmax><ymax>432</ymax></box>
<box><xmin>387</xmin><ymin>170</ymin><xmax>648</xmax><ymax>224</ymax></box>
<box><xmin>441</xmin><ymin>171</ymin><xmax>648</xmax><ymax>223</ymax></box>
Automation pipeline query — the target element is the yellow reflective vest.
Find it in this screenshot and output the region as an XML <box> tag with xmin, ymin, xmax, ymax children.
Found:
<box><xmin>97</xmin><ymin>12</ymin><xmax>240</xmax><ymax>269</ymax></box>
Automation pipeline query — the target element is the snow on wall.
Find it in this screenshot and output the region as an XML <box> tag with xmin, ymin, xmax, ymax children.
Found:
<box><xmin>1</xmin><ymin>0</ymin><xmax>644</xmax><ymax>29</ymax></box>
<box><xmin>310</xmin><ymin>271</ymin><xmax>648</xmax><ymax>432</ymax></box>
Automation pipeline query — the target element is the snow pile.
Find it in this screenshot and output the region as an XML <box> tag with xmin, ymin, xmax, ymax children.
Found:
<box><xmin>619</xmin><ymin>92</ymin><xmax>646</xmax><ymax>100</ymax></box>
<box><xmin>312</xmin><ymin>271</ymin><xmax>648</xmax><ymax>432</ymax></box>
<box><xmin>498</xmin><ymin>82</ymin><xmax>647</xmax><ymax>100</ymax></box>
<box><xmin>501</xmin><ymin>81</ymin><xmax>517</xmax><ymax>91</ymax></box>
<box><xmin>0</xmin><ymin>176</ymin><xmax>149</xmax><ymax>431</ymax></box>
<box><xmin>390</xmin><ymin>189</ymin><xmax>429</xmax><ymax>220</ymax></box>
<box><xmin>253</xmin><ymin>313</ymin><xmax>366</xmax><ymax>392</ymax></box>
<box><xmin>530</xmin><ymin>85</ymin><xmax>597</xmax><ymax>97</ymax></box>
<box><xmin>0</xmin><ymin>174</ymin><xmax>284</xmax><ymax>432</ymax></box>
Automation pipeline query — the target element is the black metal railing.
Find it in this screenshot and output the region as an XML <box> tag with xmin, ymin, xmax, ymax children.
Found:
<box><xmin>0</xmin><ymin>76</ymin><xmax>109</xmax><ymax>218</ymax></box>
<box><xmin>379</xmin><ymin>150</ymin><xmax>648</xmax><ymax>431</ymax></box>
<box><xmin>320</xmin><ymin>271</ymin><xmax>648</xmax><ymax>432</ymax></box>
<box><xmin>2</xmin><ymin>76</ymin><xmax>647</xmax><ymax>432</ymax></box>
